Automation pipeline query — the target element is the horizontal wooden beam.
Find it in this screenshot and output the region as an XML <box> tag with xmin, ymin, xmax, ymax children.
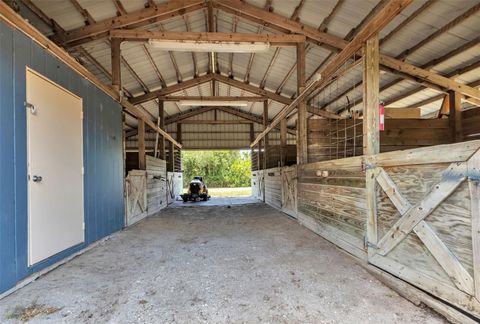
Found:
<box><xmin>110</xmin><ymin>30</ymin><xmax>306</xmax><ymax>45</ymax></box>
<box><xmin>129</xmin><ymin>73</ymin><xmax>215</xmax><ymax>105</ymax></box>
<box><xmin>56</xmin><ymin>0</ymin><xmax>205</xmax><ymax>46</ymax></box>
<box><xmin>380</xmin><ymin>55</ymin><xmax>480</xmax><ymax>101</ymax></box>
<box><xmin>158</xmin><ymin>95</ymin><xmax>265</xmax><ymax>102</ymax></box>
<box><xmin>214</xmin><ymin>74</ymin><xmax>340</xmax><ymax>119</ymax></box>
<box><xmin>179</xmin><ymin>120</ymin><xmax>253</xmax><ymax>124</ymax></box>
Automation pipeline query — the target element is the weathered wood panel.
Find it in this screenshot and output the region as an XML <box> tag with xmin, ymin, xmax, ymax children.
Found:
<box><xmin>463</xmin><ymin>107</ymin><xmax>480</xmax><ymax>141</ymax></box>
<box><xmin>146</xmin><ymin>155</ymin><xmax>167</xmax><ymax>215</ymax></box>
<box><xmin>297</xmin><ymin>156</ymin><xmax>367</xmax><ymax>260</ymax></box>
<box><xmin>368</xmin><ymin>141</ymin><xmax>480</xmax><ymax>319</ymax></box>
<box><xmin>281</xmin><ymin>166</ymin><xmax>297</xmax><ymax>218</ymax></box>
<box><xmin>125</xmin><ymin>170</ymin><xmax>147</xmax><ymax>226</ymax></box>
<box><xmin>264</xmin><ymin>167</ymin><xmax>282</xmax><ymax>210</ymax></box>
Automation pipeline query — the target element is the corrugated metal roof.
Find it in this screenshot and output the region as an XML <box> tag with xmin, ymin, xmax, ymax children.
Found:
<box><xmin>13</xmin><ymin>0</ymin><xmax>480</xmax><ymax>148</ymax></box>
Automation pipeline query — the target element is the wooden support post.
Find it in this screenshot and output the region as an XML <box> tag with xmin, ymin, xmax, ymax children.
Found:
<box><xmin>263</xmin><ymin>100</ymin><xmax>268</xmax><ymax>170</ymax></box>
<box><xmin>168</xmin><ymin>140</ymin><xmax>174</xmax><ymax>172</ymax></box>
<box><xmin>176</xmin><ymin>123</ymin><xmax>182</xmax><ymax>144</ymax></box>
<box><xmin>159</xmin><ymin>99</ymin><xmax>165</xmax><ymax>160</ymax></box>
<box><xmin>250</xmin><ymin>123</ymin><xmax>255</xmax><ymax>168</ymax></box>
<box><xmin>111</xmin><ymin>37</ymin><xmax>121</xmax><ymax>95</ymax></box>
<box><xmin>449</xmin><ymin>90</ymin><xmax>463</xmax><ymax>142</ymax></box>
<box><xmin>280</xmin><ymin>118</ymin><xmax>287</xmax><ymax>167</ymax></box>
<box><xmin>138</xmin><ymin>119</ymin><xmax>146</xmax><ymax>170</ymax></box>
<box><xmin>296</xmin><ymin>42</ymin><xmax>307</xmax><ymax>164</ymax></box>
<box><xmin>363</xmin><ymin>35</ymin><xmax>380</xmax><ymax>258</ymax></box>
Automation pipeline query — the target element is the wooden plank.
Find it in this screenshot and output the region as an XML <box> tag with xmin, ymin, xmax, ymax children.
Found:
<box><xmin>413</xmin><ymin>220</ymin><xmax>474</xmax><ymax>295</ymax></box>
<box><xmin>250</xmin><ymin>0</ymin><xmax>411</xmax><ymax>148</ymax></box>
<box><xmin>369</xmin><ymin>140</ymin><xmax>480</xmax><ymax>166</ymax></box>
<box><xmin>384</xmin><ymin>107</ymin><xmax>421</xmax><ymax>119</ymax></box>
<box><xmin>380</xmin><ymin>55</ymin><xmax>480</xmax><ymax>101</ymax></box>
<box><xmin>138</xmin><ymin>119</ymin><xmax>146</xmax><ymax>170</ymax></box>
<box><xmin>468</xmin><ymin>148</ymin><xmax>480</xmax><ymax>300</ymax></box>
<box><xmin>56</xmin><ymin>0</ymin><xmax>205</xmax><ymax>46</ymax></box>
<box><xmin>158</xmin><ymin>96</ymin><xmax>264</xmax><ymax>101</ymax></box>
<box><xmin>376</xmin><ymin>168</ymin><xmax>410</xmax><ymax>214</ymax></box>
<box><xmin>297</xmin><ymin>42</ymin><xmax>307</xmax><ymax>165</ymax></box>
<box><xmin>449</xmin><ymin>90</ymin><xmax>463</xmax><ymax>142</ymax></box>
<box><xmin>111</xmin><ymin>37</ymin><xmax>121</xmax><ymax>94</ymax></box>
<box><xmin>110</xmin><ymin>29</ymin><xmax>306</xmax><ymax>45</ymax></box>
<box><xmin>376</xmin><ymin>161</ymin><xmax>467</xmax><ymax>255</ymax></box>
<box><xmin>130</xmin><ymin>73</ymin><xmax>214</xmax><ymax>105</ymax></box>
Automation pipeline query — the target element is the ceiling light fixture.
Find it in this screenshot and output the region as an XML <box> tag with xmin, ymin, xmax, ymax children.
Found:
<box><xmin>148</xmin><ymin>40</ymin><xmax>270</xmax><ymax>53</ymax></box>
<box><xmin>179</xmin><ymin>100</ymin><xmax>249</xmax><ymax>107</ymax></box>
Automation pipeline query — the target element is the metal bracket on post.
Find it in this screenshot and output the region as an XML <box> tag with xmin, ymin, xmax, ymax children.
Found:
<box><xmin>25</xmin><ymin>101</ymin><xmax>36</xmax><ymax>115</ymax></box>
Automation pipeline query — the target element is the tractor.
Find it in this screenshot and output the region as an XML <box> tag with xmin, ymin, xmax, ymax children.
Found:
<box><xmin>181</xmin><ymin>176</ymin><xmax>210</xmax><ymax>202</ymax></box>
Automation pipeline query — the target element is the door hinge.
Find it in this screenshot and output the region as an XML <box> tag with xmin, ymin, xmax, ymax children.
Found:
<box><xmin>80</xmin><ymin>111</ymin><xmax>84</xmax><ymax>120</ymax></box>
<box><xmin>81</xmin><ymin>166</ymin><xmax>85</xmax><ymax>175</ymax></box>
<box><xmin>25</xmin><ymin>101</ymin><xmax>36</xmax><ymax>115</ymax></box>
<box><xmin>82</xmin><ymin>222</ymin><xmax>85</xmax><ymax>230</ymax></box>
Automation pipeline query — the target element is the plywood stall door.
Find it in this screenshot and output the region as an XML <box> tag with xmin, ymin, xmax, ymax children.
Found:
<box><xmin>366</xmin><ymin>142</ymin><xmax>480</xmax><ymax>318</ymax></box>
<box><xmin>26</xmin><ymin>68</ymin><xmax>84</xmax><ymax>266</ymax></box>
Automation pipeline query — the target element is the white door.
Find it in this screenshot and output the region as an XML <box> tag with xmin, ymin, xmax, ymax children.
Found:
<box><xmin>26</xmin><ymin>68</ymin><xmax>84</xmax><ymax>266</ymax></box>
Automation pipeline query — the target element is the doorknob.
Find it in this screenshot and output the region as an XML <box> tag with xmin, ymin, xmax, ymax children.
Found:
<box><xmin>32</xmin><ymin>175</ymin><xmax>43</xmax><ymax>182</ymax></box>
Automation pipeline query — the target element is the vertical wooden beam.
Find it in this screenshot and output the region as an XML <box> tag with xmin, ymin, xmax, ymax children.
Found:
<box><xmin>250</xmin><ymin>123</ymin><xmax>255</xmax><ymax>169</ymax></box>
<box><xmin>263</xmin><ymin>100</ymin><xmax>269</xmax><ymax>170</ymax></box>
<box><xmin>449</xmin><ymin>90</ymin><xmax>463</xmax><ymax>142</ymax></box>
<box><xmin>168</xmin><ymin>140</ymin><xmax>174</xmax><ymax>172</ymax></box>
<box><xmin>280</xmin><ymin>118</ymin><xmax>287</xmax><ymax>167</ymax></box>
<box><xmin>363</xmin><ymin>35</ymin><xmax>380</xmax><ymax>258</ymax></box>
<box><xmin>296</xmin><ymin>42</ymin><xmax>307</xmax><ymax>164</ymax></box>
<box><xmin>111</xmin><ymin>37</ymin><xmax>121</xmax><ymax>95</ymax></box>
<box><xmin>138</xmin><ymin>119</ymin><xmax>146</xmax><ymax>170</ymax></box>
<box><xmin>363</xmin><ymin>36</ymin><xmax>380</xmax><ymax>155</ymax></box>
<box><xmin>177</xmin><ymin>122</ymin><xmax>182</xmax><ymax>144</ymax></box>
<box><xmin>159</xmin><ymin>99</ymin><xmax>165</xmax><ymax>160</ymax></box>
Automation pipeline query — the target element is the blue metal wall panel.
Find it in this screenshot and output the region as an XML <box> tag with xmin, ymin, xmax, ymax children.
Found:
<box><xmin>0</xmin><ymin>22</ymin><xmax>17</xmax><ymax>293</ymax></box>
<box><xmin>0</xmin><ymin>21</ymin><xmax>124</xmax><ymax>294</ymax></box>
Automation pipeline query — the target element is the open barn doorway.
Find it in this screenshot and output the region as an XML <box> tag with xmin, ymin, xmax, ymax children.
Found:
<box><xmin>179</xmin><ymin>150</ymin><xmax>255</xmax><ymax>205</ymax></box>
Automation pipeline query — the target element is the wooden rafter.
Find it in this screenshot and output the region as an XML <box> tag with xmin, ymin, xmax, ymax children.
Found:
<box><xmin>0</xmin><ymin>0</ymin><xmax>181</xmax><ymax>148</ymax></box>
<box><xmin>330</xmin><ymin>37</ymin><xmax>480</xmax><ymax>113</ymax></box>
<box><xmin>112</xmin><ymin>0</ymin><xmax>127</xmax><ymax>16</ymax></box>
<box><xmin>243</xmin><ymin>0</ymin><xmax>272</xmax><ymax>83</ymax></box>
<box><xmin>250</xmin><ymin>0</ymin><xmax>413</xmax><ymax>147</ymax></box>
<box><xmin>109</xmin><ymin>30</ymin><xmax>306</xmax><ymax>45</ymax></box>
<box><xmin>158</xmin><ymin>96</ymin><xmax>265</xmax><ymax>102</ymax></box>
<box><xmin>275</xmin><ymin>0</ymin><xmax>344</xmax><ymax>95</ymax></box>
<box><xmin>142</xmin><ymin>45</ymin><xmax>166</xmax><ymax>88</ymax></box>
<box><xmin>130</xmin><ymin>73</ymin><xmax>215</xmax><ymax>105</ymax></box>
<box><xmin>214</xmin><ymin>74</ymin><xmax>340</xmax><ymax>119</ymax></box>
<box><xmin>54</xmin><ymin>0</ymin><xmax>205</xmax><ymax>46</ymax></box>
<box><xmin>183</xmin><ymin>14</ymin><xmax>199</xmax><ymax>77</ymax></box>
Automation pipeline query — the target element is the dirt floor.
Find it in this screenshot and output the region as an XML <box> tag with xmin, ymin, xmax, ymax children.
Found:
<box><xmin>0</xmin><ymin>202</ymin><xmax>445</xmax><ymax>323</ymax></box>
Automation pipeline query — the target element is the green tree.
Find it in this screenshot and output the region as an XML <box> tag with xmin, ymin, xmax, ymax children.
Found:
<box><xmin>182</xmin><ymin>150</ymin><xmax>251</xmax><ymax>188</ymax></box>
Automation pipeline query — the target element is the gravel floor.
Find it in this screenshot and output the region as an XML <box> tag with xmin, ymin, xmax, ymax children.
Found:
<box><xmin>0</xmin><ymin>203</ymin><xmax>445</xmax><ymax>323</ymax></box>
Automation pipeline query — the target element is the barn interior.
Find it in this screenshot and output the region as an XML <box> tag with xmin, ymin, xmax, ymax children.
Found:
<box><xmin>0</xmin><ymin>0</ymin><xmax>480</xmax><ymax>322</ymax></box>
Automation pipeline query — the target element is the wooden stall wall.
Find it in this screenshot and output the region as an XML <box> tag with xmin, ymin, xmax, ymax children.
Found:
<box><xmin>281</xmin><ymin>166</ymin><xmax>297</xmax><ymax>218</ymax></box>
<box><xmin>146</xmin><ymin>156</ymin><xmax>168</xmax><ymax>215</ymax></box>
<box><xmin>307</xmin><ymin>118</ymin><xmax>452</xmax><ymax>163</ymax></box>
<box><xmin>366</xmin><ymin>140</ymin><xmax>480</xmax><ymax>318</ymax></box>
<box><xmin>167</xmin><ymin>172</ymin><xmax>183</xmax><ymax>204</ymax></box>
<box><xmin>296</xmin><ymin>157</ymin><xmax>367</xmax><ymax>260</ymax></box>
<box><xmin>463</xmin><ymin>108</ymin><xmax>480</xmax><ymax>141</ymax></box>
<box><xmin>125</xmin><ymin>170</ymin><xmax>147</xmax><ymax>226</ymax></box>
<box><xmin>264</xmin><ymin>168</ymin><xmax>282</xmax><ymax>210</ymax></box>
